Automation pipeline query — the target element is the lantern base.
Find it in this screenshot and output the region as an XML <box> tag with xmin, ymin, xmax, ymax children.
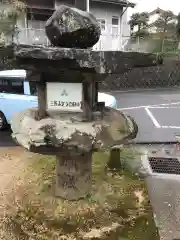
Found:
<box><xmin>55</xmin><ymin>151</ymin><xmax>92</xmax><ymax>200</ymax></box>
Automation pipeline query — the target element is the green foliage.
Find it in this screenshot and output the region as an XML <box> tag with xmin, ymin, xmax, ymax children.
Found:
<box><xmin>150</xmin><ymin>39</ymin><xmax>178</xmax><ymax>53</ymax></box>
<box><xmin>150</xmin><ymin>11</ymin><xmax>176</xmax><ymax>52</ymax></box>
<box><xmin>152</xmin><ymin>10</ymin><xmax>175</xmax><ymax>33</ymax></box>
<box><xmin>128</xmin><ymin>12</ymin><xmax>149</xmax><ymax>38</ymax></box>
<box><xmin>130</xmin><ymin>37</ymin><xmax>178</xmax><ymax>53</ymax></box>
<box><xmin>129</xmin><ymin>9</ymin><xmax>179</xmax><ymax>53</ymax></box>
<box><xmin>135</xmin><ymin>29</ymin><xmax>149</xmax><ymax>38</ymax></box>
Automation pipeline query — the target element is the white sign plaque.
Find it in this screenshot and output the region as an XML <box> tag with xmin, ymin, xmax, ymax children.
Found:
<box><xmin>46</xmin><ymin>82</ymin><xmax>83</xmax><ymax>112</ymax></box>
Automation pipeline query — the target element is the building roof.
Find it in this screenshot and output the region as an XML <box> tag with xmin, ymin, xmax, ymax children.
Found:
<box><xmin>148</xmin><ymin>7</ymin><xmax>177</xmax><ymax>18</ymax></box>
<box><xmin>148</xmin><ymin>7</ymin><xmax>164</xmax><ymax>16</ymax></box>
<box><xmin>91</xmin><ymin>0</ymin><xmax>135</xmax><ymax>8</ymax></box>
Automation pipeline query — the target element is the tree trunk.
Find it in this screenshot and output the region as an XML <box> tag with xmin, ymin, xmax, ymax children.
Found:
<box><xmin>55</xmin><ymin>151</ymin><xmax>92</xmax><ymax>200</ymax></box>
<box><xmin>161</xmin><ymin>27</ymin><xmax>166</xmax><ymax>52</ymax></box>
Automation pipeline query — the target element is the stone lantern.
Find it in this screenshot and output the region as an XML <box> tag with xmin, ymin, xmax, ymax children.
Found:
<box><xmin>10</xmin><ymin>5</ymin><xmax>162</xmax><ymax>201</ymax></box>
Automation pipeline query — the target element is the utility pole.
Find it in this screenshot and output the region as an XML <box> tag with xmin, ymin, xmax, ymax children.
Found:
<box><xmin>86</xmin><ymin>0</ymin><xmax>89</xmax><ymax>12</ymax></box>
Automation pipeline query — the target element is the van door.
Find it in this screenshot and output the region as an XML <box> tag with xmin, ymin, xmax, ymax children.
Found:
<box><xmin>23</xmin><ymin>81</ymin><xmax>38</xmax><ymax>106</ymax></box>
<box><xmin>0</xmin><ymin>79</ymin><xmax>37</xmax><ymax>124</ymax></box>
<box><xmin>0</xmin><ymin>79</ymin><xmax>11</xmax><ymax>121</ymax></box>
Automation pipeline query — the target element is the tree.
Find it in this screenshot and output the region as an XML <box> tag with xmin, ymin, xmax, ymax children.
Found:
<box><xmin>152</xmin><ymin>10</ymin><xmax>176</xmax><ymax>51</ymax></box>
<box><xmin>0</xmin><ymin>0</ymin><xmax>25</xmax><ymax>46</ymax></box>
<box><xmin>153</xmin><ymin>11</ymin><xmax>175</xmax><ymax>33</ymax></box>
<box><xmin>128</xmin><ymin>12</ymin><xmax>149</xmax><ymax>37</ymax></box>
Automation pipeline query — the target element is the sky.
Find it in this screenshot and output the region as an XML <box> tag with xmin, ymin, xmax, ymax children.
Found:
<box><xmin>127</xmin><ymin>0</ymin><xmax>180</xmax><ymax>19</ymax></box>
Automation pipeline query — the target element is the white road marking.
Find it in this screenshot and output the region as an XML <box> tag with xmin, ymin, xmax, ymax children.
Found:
<box><xmin>145</xmin><ymin>107</ymin><xmax>161</xmax><ymax>128</ymax></box>
<box><xmin>118</xmin><ymin>101</ymin><xmax>180</xmax><ymax>110</ymax></box>
<box><xmin>148</xmin><ymin>106</ymin><xmax>180</xmax><ymax>109</ymax></box>
<box><xmin>118</xmin><ymin>101</ymin><xmax>180</xmax><ymax>130</ymax></box>
<box><xmin>161</xmin><ymin>126</ymin><xmax>180</xmax><ymax>129</ymax></box>
<box><xmin>112</xmin><ymin>87</ymin><xmax>180</xmax><ymax>93</ymax></box>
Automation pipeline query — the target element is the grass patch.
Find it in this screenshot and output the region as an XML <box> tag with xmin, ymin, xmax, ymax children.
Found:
<box><xmin>0</xmin><ymin>150</ymin><xmax>159</xmax><ymax>240</ymax></box>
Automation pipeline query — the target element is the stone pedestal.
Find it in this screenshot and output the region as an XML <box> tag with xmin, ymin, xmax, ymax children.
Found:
<box><xmin>55</xmin><ymin>151</ymin><xmax>92</xmax><ymax>200</ymax></box>
<box><xmin>11</xmin><ymin>107</ymin><xmax>138</xmax><ymax>201</ymax></box>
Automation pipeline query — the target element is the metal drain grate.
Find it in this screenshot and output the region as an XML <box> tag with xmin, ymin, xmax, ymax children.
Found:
<box><xmin>148</xmin><ymin>157</ymin><xmax>180</xmax><ymax>174</ymax></box>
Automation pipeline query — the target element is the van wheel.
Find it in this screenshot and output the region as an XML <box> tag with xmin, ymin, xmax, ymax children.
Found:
<box><xmin>0</xmin><ymin>112</ymin><xmax>7</xmax><ymax>130</ymax></box>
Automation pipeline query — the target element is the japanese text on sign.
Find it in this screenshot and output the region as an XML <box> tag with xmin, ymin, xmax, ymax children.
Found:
<box><xmin>46</xmin><ymin>82</ymin><xmax>83</xmax><ymax>112</ymax></box>
<box><xmin>50</xmin><ymin>101</ymin><xmax>82</xmax><ymax>108</ymax></box>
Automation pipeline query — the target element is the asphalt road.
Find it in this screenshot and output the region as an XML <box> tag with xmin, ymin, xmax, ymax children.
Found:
<box><xmin>2</xmin><ymin>87</ymin><xmax>180</xmax><ymax>146</ymax></box>
<box><xmin>113</xmin><ymin>87</ymin><xmax>180</xmax><ymax>143</ymax></box>
<box><xmin>113</xmin><ymin>88</ymin><xmax>180</xmax><ymax>109</ymax></box>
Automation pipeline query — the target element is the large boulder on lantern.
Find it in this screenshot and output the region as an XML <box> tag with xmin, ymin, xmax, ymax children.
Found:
<box><xmin>45</xmin><ymin>5</ymin><xmax>101</xmax><ymax>48</ymax></box>
<box><xmin>10</xmin><ymin>108</ymin><xmax>138</xmax><ymax>153</ymax></box>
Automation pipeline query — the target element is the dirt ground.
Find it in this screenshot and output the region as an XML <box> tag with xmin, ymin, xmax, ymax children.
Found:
<box><xmin>0</xmin><ymin>147</ymin><xmax>31</xmax><ymax>203</ymax></box>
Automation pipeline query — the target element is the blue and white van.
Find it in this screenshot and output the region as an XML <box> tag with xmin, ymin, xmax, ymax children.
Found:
<box><xmin>0</xmin><ymin>70</ymin><xmax>117</xmax><ymax>130</ymax></box>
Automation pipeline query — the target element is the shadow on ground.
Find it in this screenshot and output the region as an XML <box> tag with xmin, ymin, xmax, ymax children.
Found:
<box><xmin>0</xmin><ymin>129</ymin><xmax>17</xmax><ymax>147</ymax></box>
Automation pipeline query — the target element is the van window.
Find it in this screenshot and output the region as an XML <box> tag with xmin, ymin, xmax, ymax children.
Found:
<box><xmin>0</xmin><ymin>79</ymin><xmax>24</xmax><ymax>94</ymax></box>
